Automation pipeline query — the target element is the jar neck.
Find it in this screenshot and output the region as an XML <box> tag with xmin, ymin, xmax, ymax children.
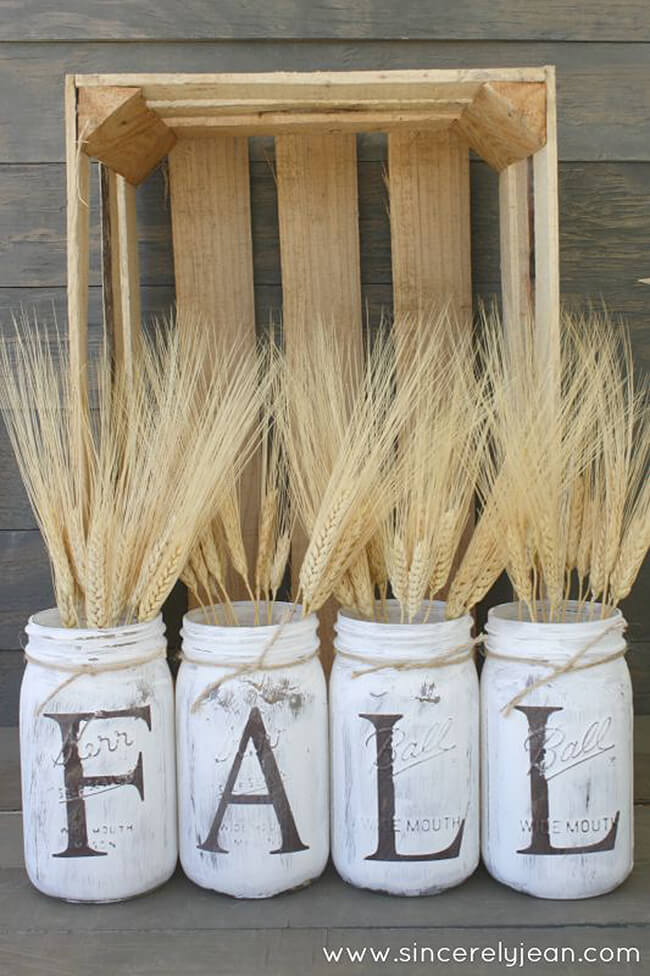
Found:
<box><xmin>485</xmin><ymin>601</ymin><xmax>627</xmax><ymax>663</ymax></box>
<box><xmin>181</xmin><ymin>602</ymin><xmax>319</xmax><ymax>669</ymax></box>
<box><xmin>335</xmin><ymin>600</ymin><xmax>473</xmax><ymax>664</ymax></box>
<box><xmin>25</xmin><ymin>610</ymin><xmax>167</xmax><ymax>670</ymax></box>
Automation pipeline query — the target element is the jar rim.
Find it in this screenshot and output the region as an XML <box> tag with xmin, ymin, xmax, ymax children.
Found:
<box><xmin>485</xmin><ymin>601</ymin><xmax>626</xmax><ymax>663</ymax></box>
<box><xmin>487</xmin><ymin>601</ymin><xmax>624</xmax><ymax>632</ymax></box>
<box><xmin>25</xmin><ymin>609</ymin><xmax>167</xmax><ymax>669</ymax></box>
<box><xmin>181</xmin><ymin>601</ymin><xmax>319</xmax><ymax>667</ymax></box>
<box><xmin>335</xmin><ymin>599</ymin><xmax>474</xmax><ymax>664</ymax></box>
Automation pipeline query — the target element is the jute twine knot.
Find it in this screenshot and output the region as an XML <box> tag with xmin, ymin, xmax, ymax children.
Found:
<box><xmin>481</xmin><ymin>620</ymin><xmax>626</xmax><ymax>716</ymax></box>
<box><xmin>187</xmin><ymin>604</ymin><xmax>306</xmax><ymax>713</ymax></box>
<box><xmin>25</xmin><ymin>646</ymin><xmax>165</xmax><ymax>716</ymax></box>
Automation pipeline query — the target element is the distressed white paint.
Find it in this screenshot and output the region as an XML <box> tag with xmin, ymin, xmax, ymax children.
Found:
<box><xmin>481</xmin><ymin>601</ymin><xmax>633</xmax><ymax>899</ymax></box>
<box><xmin>330</xmin><ymin>601</ymin><xmax>479</xmax><ymax>895</ymax></box>
<box><xmin>20</xmin><ymin>610</ymin><xmax>177</xmax><ymax>902</ymax></box>
<box><xmin>177</xmin><ymin>602</ymin><xmax>329</xmax><ymax>898</ymax></box>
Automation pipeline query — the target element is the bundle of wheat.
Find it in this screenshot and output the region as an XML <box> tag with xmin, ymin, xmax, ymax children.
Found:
<box><xmin>365</xmin><ymin>313</ymin><xmax>489</xmax><ymax>623</ymax></box>
<box><xmin>182</xmin><ymin>340</ymin><xmax>293</xmax><ymax>625</ymax></box>
<box><xmin>0</xmin><ymin>314</ymin><xmax>264</xmax><ymax>628</ymax></box>
<box><xmin>448</xmin><ymin>309</ymin><xmax>649</xmax><ymax>622</ymax></box>
<box><xmin>281</xmin><ymin>312</ymin><xmax>498</xmax><ymax>622</ymax></box>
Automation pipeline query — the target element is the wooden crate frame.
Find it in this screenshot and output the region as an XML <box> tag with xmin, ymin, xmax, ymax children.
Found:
<box><xmin>65</xmin><ymin>67</ymin><xmax>560</xmax><ymax>642</ymax></box>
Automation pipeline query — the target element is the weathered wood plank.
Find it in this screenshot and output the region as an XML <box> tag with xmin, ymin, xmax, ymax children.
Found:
<box><xmin>0</xmin><ymin>812</ymin><xmax>649</xmax><ymax>927</ymax></box>
<box><xmin>1</xmin><ymin>2</ymin><xmax>648</xmax><ymax>41</ymax></box>
<box><xmin>0</xmin><ymin>658</ymin><xmax>22</xmax><ymax>730</ymax></box>
<box><xmin>0</xmin><ymin>532</ymin><xmax>54</xmax><ymax>651</ymax></box>
<box><xmin>3</xmin><ymin>43</ymin><xmax>650</xmax><ymax>164</ymax></box>
<box><xmin>1</xmin><ymin>160</ymin><xmax>650</xmax><ymax>366</ymax></box>
<box><xmin>0</xmin><ymin>926</ymin><xmax>648</xmax><ymax>976</ymax></box>
<box><xmin>0</xmin><ymin>158</ymin><xmax>643</xmax><ymax>292</ymax></box>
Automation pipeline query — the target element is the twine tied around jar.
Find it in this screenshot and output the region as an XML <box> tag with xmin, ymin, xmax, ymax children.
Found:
<box><xmin>335</xmin><ymin>635</ymin><xmax>482</xmax><ymax>679</ymax></box>
<box><xmin>24</xmin><ymin>643</ymin><xmax>165</xmax><ymax>716</ymax></box>
<box><xmin>482</xmin><ymin>619</ymin><xmax>626</xmax><ymax>716</ymax></box>
<box><xmin>187</xmin><ymin>604</ymin><xmax>320</xmax><ymax>713</ymax></box>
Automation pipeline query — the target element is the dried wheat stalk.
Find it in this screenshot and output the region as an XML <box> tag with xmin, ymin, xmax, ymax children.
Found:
<box><xmin>184</xmin><ymin>340</ymin><xmax>293</xmax><ymax>625</ymax></box>
<box><xmin>0</xmin><ymin>313</ymin><xmax>264</xmax><ymax>628</ymax></box>
<box><xmin>280</xmin><ymin>322</ymin><xmax>427</xmax><ymax>617</ymax></box>
<box><xmin>461</xmin><ymin>309</ymin><xmax>650</xmax><ymax>622</ymax></box>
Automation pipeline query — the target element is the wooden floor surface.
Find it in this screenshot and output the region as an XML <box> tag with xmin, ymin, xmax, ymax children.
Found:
<box><xmin>0</xmin><ymin>726</ymin><xmax>648</xmax><ymax>975</ymax></box>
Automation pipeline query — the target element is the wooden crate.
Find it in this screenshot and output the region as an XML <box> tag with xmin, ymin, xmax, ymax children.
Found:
<box><xmin>65</xmin><ymin>67</ymin><xmax>560</xmax><ymax>651</ymax></box>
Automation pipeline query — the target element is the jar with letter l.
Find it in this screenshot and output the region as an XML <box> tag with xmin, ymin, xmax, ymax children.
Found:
<box><xmin>481</xmin><ymin>601</ymin><xmax>633</xmax><ymax>899</ymax></box>
<box><xmin>330</xmin><ymin>601</ymin><xmax>479</xmax><ymax>895</ymax></box>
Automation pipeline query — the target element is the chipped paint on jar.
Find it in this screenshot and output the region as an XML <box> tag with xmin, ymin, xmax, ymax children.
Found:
<box><xmin>330</xmin><ymin>600</ymin><xmax>479</xmax><ymax>895</ymax></box>
<box><xmin>20</xmin><ymin>609</ymin><xmax>177</xmax><ymax>902</ymax></box>
<box><xmin>177</xmin><ymin>602</ymin><xmax>329</xmax><ymax>898</ymax></box>
<box><xmin>481</xmin><ymin>601</ymin><xmax>633</xmax><ymax>899</ymax></box>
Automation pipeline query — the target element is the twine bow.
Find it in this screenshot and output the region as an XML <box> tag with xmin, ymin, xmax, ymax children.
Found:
<box><xmin>188</xmin><ymin>605</ymin><xmax>311</xmax><ymax>713</ymax></box>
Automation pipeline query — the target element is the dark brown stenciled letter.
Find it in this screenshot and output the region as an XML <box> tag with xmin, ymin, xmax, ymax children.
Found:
<box><xmin>360</xmin><ymin>713</ymin><xmax>465</xmax><ymax>862</ymax></box>
<box><xmin>45</xmin><ymin>706</ymin><xmax>151</xmax><ymax>858</ymax></box>
<box><xmin>515</xmin><ymin>705</ymin><xmax>619</xmax><ymax>855</ymax></box>
<box><xmin>199</xmin><ymin>706</ymin><xmax>308</xmax><ymax>855</ymax></box>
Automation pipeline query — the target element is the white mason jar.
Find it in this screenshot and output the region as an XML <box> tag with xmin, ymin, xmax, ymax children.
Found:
<box><xmin>20</xmin><ymin>610</ymin><xmax>177</xmax><ymax>902</ymax></box>
<box><xmin>331</xmin><ymin>600</ymin><xmax>479</xmax><ymax>895</ymax></box>
<box><xmin>481</xmin><ymin>601</ymin><xmax>633</xmax><ymax>899</ymax></box>
<box><xmin>177</xmin><ymin>602</ymin><xmax>329</xmax><ymax>898</ymax></box>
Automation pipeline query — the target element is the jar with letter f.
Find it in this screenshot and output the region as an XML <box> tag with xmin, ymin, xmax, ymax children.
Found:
<box><xmin>176</xmin><ymin>602</ymin><xmax>329</xmax><ymax>898</ymax></box>
<box><xmin>330</xmin><ymin>601</ymin><xmax>479</xmax><ymax>895</ymax></box>
<box><xmin>20</xmin><ymin>610</ymin><xmax>177</xmax><ymax>902</ymax></box>
<box><xmin>481</xmin><ymin>601</ymin><xmax>633</xmax><ymax>899</ymax></box>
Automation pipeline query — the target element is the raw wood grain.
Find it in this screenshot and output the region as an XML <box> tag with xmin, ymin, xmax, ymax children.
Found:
<box><xmin>168</xmin><ymin>138</ymin><xmax>259</xmax><ymax>599</ymax></box>
<box><xmin>388</xmin><ymin>129</ymin><xmax>472</xmax><ymax>320</ymax></box>
<box><xmin>276</xmin><ymin>132</ymin><xmax>363</xmax><ymax>669</ymax></box>
<box><xmin>79</xmin><ymin>86</ymin><xmax>176</xmax><ymax>185</ymax></box>
<box><xmin>2</xmin><ymin>1</ymin><xmax>648</xmax><ymax>41</ymax></box>
<box><xmin>499</xmin><ymin>159</ymin><xmax>533</xmax><ymax>344</ymax></box>
<box><xmin>456</xmin><ymin>81</ymin><xmax>546</xmax><ymax>171</ymax></box>
<box><xmin>532</xmin><ymin>66</ymin><xmax>561</xmax><ymax>375</ymax></box>
<box><xmin>4</xmin><ymin>42</ymin><xmax>650</xmax><ymax>164</ymax></box>
<box><xmin>65</xmin><ymin>75</ymin><xmax>90</xmax><ymax>415</ymax></box>
<box><xmin>100</xmin><ymin>165</ymin><xmax>140</xmax><ymax>374</ymax></box>
<box><xmin>3</xmin><ymin>162</ymin><xmax>650</xmax><ymax>326</ymax></box>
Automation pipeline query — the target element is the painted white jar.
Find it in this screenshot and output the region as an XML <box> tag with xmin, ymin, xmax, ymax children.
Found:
<box><xmin>177</xmin><ymin>602</ymin><xmax>329</xmax><ymax>898</ymax></box>
<box><xmin>481</xmin><ymin>601</ymin><xmax>633</xmax><ymax>900</ymax></box>
<box><xmin>330</xmin><ymin>600</ymin><xmax>479</xmax><ymax>895</ymax></box>
<box><xmin>20</xmin><ymin>610</ymin><xmax>177</xmax><ymax>902</ymax></box>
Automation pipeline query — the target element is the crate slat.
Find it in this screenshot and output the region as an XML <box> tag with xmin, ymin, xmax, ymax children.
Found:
<box><xmin>276</xmin><ymin>132</ymin><xmax>363</xmax><ymax>667</ymax></box>
<box><xmin>532</xmin><ymin>68</ymin><xmax>561</xmax><ymax>377</ymax></box>
<box><xmin>499</xmin><ymin>159</ymin><xmax>533</xmax><ymax>349</ymax></box>
<box><xmin>100</xmin><ymin>166</ymin><xmax>141</xmax><ymax>375</ymax></box>
<box><xmin>66</xmin><ymin>65</ymin><xmax>561</xmax><ymax>642</ymax></box>
<box><xmin>389</xmin><ymin>129</ymin><xmax>472</xmax><ymax>321</ymax></box>
<box><xmin>169</xmin><ymin>137</ymin><xmax>259</xmax><ymax>601</ymax></box>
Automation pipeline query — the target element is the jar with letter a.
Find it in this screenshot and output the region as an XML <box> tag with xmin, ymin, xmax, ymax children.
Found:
<box><xmin>176</xmin><ymin>603</ymin><xmax>329</xmax><ymax>898</ymax></box>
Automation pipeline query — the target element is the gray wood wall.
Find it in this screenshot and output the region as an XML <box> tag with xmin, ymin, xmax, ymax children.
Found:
<box><xmin>1</xmin><ymin>3</ymin><xmax>649</xmax><ymax>723</ymax></box>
